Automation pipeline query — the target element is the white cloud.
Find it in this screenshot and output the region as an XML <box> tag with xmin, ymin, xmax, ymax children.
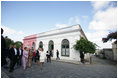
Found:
<box><xmin>91</xmin><ymin>1</ymin><xmax>110</xmax><ymax>11</ymax></box>
<box><xmin>1</xmin><ymin>25</ymin><xmax>25</xmax><ymax>42</ymax></box>
<box><xmin>68</xmin><ymin>17</ymin><xmax>74</xmax><ymax>25</ymax></box>
<box><xmin>55</xmin><ymin>24</ymin><xmax>68</xmax><ymax>28</ymax></box>
<box><xmin>18</xmin><ymin>31</ymin><xmax>24</xmax><ymax>34</ymax></box>
<box><xmin>1</xmin><ymin>25</ymin><xmax>16</xmax><ymax>35</ymax></box>
<box><xmin>75</xmin><ymin>16</ymin><xmax>80</xmax><ymax>24</ymax></box>
<box><xmin>89</xmin><ymin>7</ymin><xmax>117</xmax><ymax>31</ymax></box>
<box><xmin>87</xmin><ymin>1</ymin><xmax>117</xmax><ymax>49</ymax></box>
<box><xmin>56</xmin><ymin>16</ymin><xmax>80</xmax><ymax>28</ymax></box>
<box><xmin>85</xmin><ymin>31</ymin><xmax>111</xmax><ymax>49</ymax></box>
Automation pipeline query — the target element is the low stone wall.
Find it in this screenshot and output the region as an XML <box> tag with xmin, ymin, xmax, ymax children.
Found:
<box><xmin>112</xmin><ymin>43</ymin><xmax>117</xmax><ymax>61</ymax></box>
<box><xmin>103</xmin><ymin>49</ymin><xmax>113</xmax><ymax>60</ymax></box>
<box><xmin>84</xmin><ymin>53</ymin><xmax>90</xmax><ymax>60</ymax></box>
<box><xmin>95</xmin><ymin>49</ymin><xmax>103</xmax><ymax>57</ymax></box>
<box><xmin>95</xmin><ymin>48</ymin><xmax>117</xmax><ymax>61</ymax></box>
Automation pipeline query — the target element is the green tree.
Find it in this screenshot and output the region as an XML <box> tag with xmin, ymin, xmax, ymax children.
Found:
<box><xmin>5</xmin><ymin>36</ymin><xmax>14</xmax><ymax>48</ymax></box>
<box><xmin>74</xmin><ymin>38</ymin><xmax>96</xmax><ymax>63</ymax></box>
<box><xmin>102</xmin><ymin>31</ymin><xmax>117</xmax><ymax>44</ymax></box>
<box><xmin>14</xmin><ymin>41</ymin><xmax>23</xmax><ymax>48</ymax></box>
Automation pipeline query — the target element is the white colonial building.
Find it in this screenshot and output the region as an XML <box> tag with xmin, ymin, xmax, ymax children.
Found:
<box><xmin>23</xmin><ymin>24</ymin><xmax>87</xmax><ymax>61</ymax></box>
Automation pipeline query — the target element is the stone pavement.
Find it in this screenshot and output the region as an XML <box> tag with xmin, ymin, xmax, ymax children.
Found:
<box><xmin>1</xmin><ymin>56</ymin><xmax>117</xmax><ymax>78</ymax></box>
<box><xmin>1</xmin><ymin>69</ymin><xmax>9</xmax><ymax>78</ymax></box>
<box><xmin>52</xmin><ymin>56</ymin><xmax>117</xmax><ymax>65</ymax></box>
<box><xmin>52</xmin><ymin>58</ymin><xmax>82</xmax><ymax>65</ymax></box>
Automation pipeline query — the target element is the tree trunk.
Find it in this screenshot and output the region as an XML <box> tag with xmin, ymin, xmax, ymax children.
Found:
<box><xmin>90</xmin><ymin>54</ymin><xmax>92</xmax><ymax>64</ymax></box>
<box><xmin>90</xmin><ymin>56</ymin><xmax>92</xmax><ymax>64</ymax></box>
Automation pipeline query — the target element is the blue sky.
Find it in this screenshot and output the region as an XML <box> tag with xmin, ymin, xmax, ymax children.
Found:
<box><xmin>1</xmin><ymin>1</ymin><xmax>92</xmax><ymax>33</ymax></box>
<box><xmin>1</xmin><ymin>1</ymin><xmax>117</xmax><ymax>48</ymax></box>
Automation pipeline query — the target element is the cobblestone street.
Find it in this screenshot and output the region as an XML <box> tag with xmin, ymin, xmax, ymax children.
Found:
<box><xmin>1</xmin><ymin>56</ymin><xmax>117</xmax><ymax>78</ymax></box>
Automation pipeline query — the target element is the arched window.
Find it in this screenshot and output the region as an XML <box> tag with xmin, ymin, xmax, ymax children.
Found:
<box><xmin>48</xmin><ymin>40</ymin><xmax>54</xmax><ymax>51</ymax></box>
<box><xmin>39</xmin><ymin>41</ymin><xmax>43</xmax><ymax>48</ymax></box>
<box><xmin>61</xmin><ymin>39</ymin><xmax>69</xmax><ymax>57</ymax></box>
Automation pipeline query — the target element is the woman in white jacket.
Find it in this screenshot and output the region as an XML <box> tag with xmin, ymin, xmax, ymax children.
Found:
<box><xmin>39</xmin><ymin>48</ymin><xmax>46</xmax><ymax>70</ymax></box>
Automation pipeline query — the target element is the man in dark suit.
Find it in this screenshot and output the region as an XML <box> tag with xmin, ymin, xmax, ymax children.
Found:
<box><xmin>46</xmin><ymin>51</ymin><xmax>50</xmax><ymax>63</ymax></box>
<box><xmin>80</xmin><ymin>52</ymin><xmax>85</xmax><ymax>64</ymax></box>
<box><xmin>17</xmin><ymin>47</ymin><xmax>23</xmax><ymax>66</ymax></box>
<box><xmin>48</xmin><ymin>51</ymin><xmax>52</xmax><ymax>63</ymax></box>
<box><xmin>8</xmin><ymin>44</ymin><xmax>13</xmax><ymax>59</ymax></box>
<box><xmin>9</xmin><ymin>44</ymin><xmax>19</xmax><ymax>72</ymax></box>
<box><xmin>56</xmin><ymin>50</ymin><xmax>60</xmax><ymax>60</ymax></box>
<box><xmin>7</xmin><ymin>44</ymin><xmax>13</xmax><ymax>68</ymax></box>
<box><xmin>1</xmin><ymin>28</ymin><xmax>7</xmax><ymax>67</ymax></box>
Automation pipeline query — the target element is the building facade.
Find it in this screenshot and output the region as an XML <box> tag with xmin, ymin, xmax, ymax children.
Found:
<box><xmin>23</xmin><ymin>34</ymin><xmax>37</xmax><ymax>51</ymax></box>
<box><xmin>23</xmin><ymin>24</ymin><xmax>87</xmax><ymax>61</ymax></box>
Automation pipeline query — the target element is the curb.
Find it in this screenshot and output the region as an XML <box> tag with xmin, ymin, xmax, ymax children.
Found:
<box><xmin>51</xmin><ymin>59</ymin><xmax>91</xmax><ymax>65</ymax></box>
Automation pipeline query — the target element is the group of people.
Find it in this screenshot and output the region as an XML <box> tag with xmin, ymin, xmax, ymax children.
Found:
<box><xmin>8</xmin><ymin>45</ymin><xmax>23</xmax><ymax>72</ymax></box>
<box><xmin>2</xmin><ymin>44</ymin><xmax>54</xmax><ymax>72</ymax></box>
<box><xmin>22</xmin><ymin>47</ymin><xmax>46</xmax><ymax>70</ymax></box>
<box><xmin>1</xmin><ymin>28</ymin><xmax>60</xmax><ymax>72</ymax></box>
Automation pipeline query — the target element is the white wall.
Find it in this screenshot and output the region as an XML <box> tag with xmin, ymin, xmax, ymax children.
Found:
<box><xmin>36</xmin><ymin>25</ymin><xmax>85</xmax><ymax>61</ymax></box>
